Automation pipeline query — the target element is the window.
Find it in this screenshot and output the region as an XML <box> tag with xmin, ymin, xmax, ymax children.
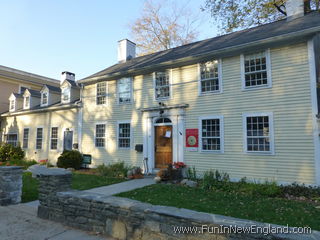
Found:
<box><xmin>95</xmin><ymin>124</ymin><xmax>106</xmax><ymax>147</ymax></box>
<box><xmin>24</xmin><ymin>96</ymin><xmax>30</xmax><ymax>109</ymax></box>
<box><xmin>155</xmin><ymin>117</ymin><xmax>172</xmax><ymax>124</ymax></box>
<box><xmin>199</xmin><ymin>60</ymin><xmax>221</xmax><ymax>94</ymax></box>
<box><xmin>50</xmin><ymin>127</ymin><xmax>58</xmax><ymax>150</ymax></box>
<box><xmin>118</xmin><ymin>78</ymin><xmax>132</xmax><ymax>104</ymax></box>
<box><xmin>154</xmin><ymin>71</ymin><xmax>170</xmax><ymax>100</ymax></box>
<box><xmin>199</xmin><ymin>116</ymin><xmax>224</xmax><ymax>152</ymax></box>
<box><xmin>118</xmin><ymin>122</ymin><xmax>131</xmax><ymax>149</ymax></box>
<box><xmin>9</xmin><ymin>100</ymin><xmax>15</xmax><ymax>111</ymax></box>
<box><xmin>62</xmin><ymin>87</ymin><xmax>70</xmax><ymax>102</ymax></box>
<box><xmin>23</xmin><ymin>128</ymin><xmax>29</xmax><ymax>148</ymax></box>
<box><xmin>241</xmin><ymin>50</ymin><xmax>271</xmax><ymax>89</ymax></box>
<box><xmin>41</xmin><ymin>92</ymin><xmax>48</xmax><ymax>106</ymax></box>
<box><xmin>7</xmin><ymin>134</ymin><xmax>18</xmax><ymax>147</ymax></box>
<box><xmin>96</xmin><ymin>82</ymin><xmax>107</xmax><ymax>105</ymax></box>
<box><xmin>36</xmin><ymin>128</ymin><xmax>43</xmax><ymax>150</ymax></box>
<box><xmin>243</xmin><ymin>113</ymin><xmax>274</xmax><ymax>154</ymax></box>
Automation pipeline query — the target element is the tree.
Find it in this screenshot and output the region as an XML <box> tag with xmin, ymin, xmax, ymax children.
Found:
<box><xmin>202</xmin><ymin>0</ymin><xmax>320</xmax><ymax>33</ymax></box>
<box><xmin>129</xmin><ymin>0</ymin><xmax>200</xmax><ymax>55</ymax></box>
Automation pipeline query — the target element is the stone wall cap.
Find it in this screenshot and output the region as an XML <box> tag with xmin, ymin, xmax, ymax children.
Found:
<box><xmin>0</xmin><ymin>166</ymin><xmax>23</xmax><ymax>170</ymax></box>
<box><xmin>27</xmin><ymin>165</ymin><xmax>71</xmax><ymax>176</ymax></box>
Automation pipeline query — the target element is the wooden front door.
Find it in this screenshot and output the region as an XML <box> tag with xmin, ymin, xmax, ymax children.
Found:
<box><xmin>155</xmin><ymin>126</ymin><xmax>173</xmax><ymax>169</ymax></box>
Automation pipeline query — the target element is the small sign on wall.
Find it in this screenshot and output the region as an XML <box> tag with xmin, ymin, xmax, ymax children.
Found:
<box><xmin>186</xmin><ymin>129</ymin><xmax>198</xmax><ymax>151</ymax></box>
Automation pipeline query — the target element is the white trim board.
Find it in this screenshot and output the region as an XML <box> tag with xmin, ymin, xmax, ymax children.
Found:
<box><xmin>242</xmin><ymin>112</ymin><xmax>275</xmax><ymax>155</ymax></box>
<box><xmin>308</xmin><ymin>39</ymin><xmax>320</xmax><ymax>185</ymax></box>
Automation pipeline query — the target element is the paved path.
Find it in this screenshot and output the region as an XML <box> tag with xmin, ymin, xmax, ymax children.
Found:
<box><xmin>0</xmin><ymin>203</ymin><xmax>108</xmax><ymax>240</ymax></box>
<box><xmin>0</xmin><ymin>177</ymin><xmax>154</xmax><ymax>240</ymax></box>
<box><xmin>85</xmin><ymin>176</ymin><xmax>155</xmax><ymax>196</ymax></box>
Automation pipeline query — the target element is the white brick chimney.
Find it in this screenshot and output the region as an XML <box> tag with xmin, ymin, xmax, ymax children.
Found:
<box><xmin>286</xmin><ymin>0</ymin><xmax>304</xmax><ymax>20</ymax></box>
<box><xmin>61</xmin><ymin>71</ymin><xmax>75</xmax><ymax>82</ymax></box>
<box><xmin>118</xmin><ymin>39</ymin><xmax>136</xmax><ymax>63</ymax></box>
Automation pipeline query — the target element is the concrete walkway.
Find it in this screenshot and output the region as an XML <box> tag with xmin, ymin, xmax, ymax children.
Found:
<box><xmin>85</xmin><ymin>176</ymin><xmax>155</xmax><ymax>196</ymax></box>
<box><xmin>0</xmin><ymin>177</ymin><xmax>155</xmax><ymax>240</ymax></box>
<box><xmin>0</xmin><ymin>203</ymin><xmax>108</xmax><ymax>240</ymax></box>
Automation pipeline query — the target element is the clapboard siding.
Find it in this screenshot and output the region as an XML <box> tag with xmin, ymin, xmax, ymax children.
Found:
<box><xmin>81</xmin><ymin>42</ymin><xmax>316</xmax><ymax>184</ymax></box>
<box><xmin>1</xmin><ymin>108</ymin><xmax>79</xmax><ymax>163</ymax></box>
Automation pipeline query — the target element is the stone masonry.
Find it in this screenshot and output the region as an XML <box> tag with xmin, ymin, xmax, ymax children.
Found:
<box><xmin>36</xmin><ymin>170</ymin><xmax>320</xmax><ymax>240</ymax></box>
<box><xmin>0</xmin><ymin>166</ymin><xmax>23</xmax><ymax>206</ymax></box>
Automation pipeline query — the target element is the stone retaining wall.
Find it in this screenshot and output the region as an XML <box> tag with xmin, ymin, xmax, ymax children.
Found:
<box><xmin>36</xmin><ymin>171</ymin><xmax>320</xmax><ymax>240</ymax></box>
<box><xmin>0</xmin><ymin>166</ymin><xmax>23</xmax><ymax>206</ymax></box>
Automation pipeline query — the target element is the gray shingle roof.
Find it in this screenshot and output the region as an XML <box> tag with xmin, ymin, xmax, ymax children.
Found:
<box><xmin>80</xmin><ymin>12</ymin><xmax>320</xmax><ymax>83</ymax></box>
<box><xmin>26</xmin><ymin>89</ymin><xmax>41</xmax><ymax>98</ymax></box>
<box><xmin>44</xmin><ymin>84</ymin><xmax>61</xmax><ymax>93</ymax></box>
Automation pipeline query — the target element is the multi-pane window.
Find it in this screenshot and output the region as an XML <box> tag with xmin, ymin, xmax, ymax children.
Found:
<box><xmin>95</xmin><ymin>124</ymin><xmax>106</xmax><ymax>147</ymax></box>
<box><xmin>243</xmin><ymin>51</ymin><xmax>268</xmax><ymax>88</ymax></box>
<box><xmin>23</xmin><ymin>129</ymin><xmax>29</xmax><ymax>148</ymax></box>
<box><xmin>96</xmin><ymin>82</ymin><xmax>107</xmax><ymax>105</ymax></box>
<box><xmin>36</xmin><ymin>128</ymin><xmax>43</xmax><ymax>150</ymax></box>
<box><xmin>118</xmin><ymin>123</ymin><xmax>131</xmax><ymax>148</ymax></box>
<box><xmin>245</xmin><ymin>115</ymin><xmax>272</xmax><ymax>152</ymax></box>
<box><xmin>155</xmin><ymin>71</ymin><xmax>170</xmax><ymax>100</ymax></box>
<box><xmin>200</xmin><ymin>60</ymin><xmax>220</xmax><ymax>93</ymax></box>
<box><xmin>50</xmin><ymin>127</ymin><xmax>58</xmax><ymax>150</ymax></box>
<box><xmin>62</xmin><ymin>88</ymin><xmax>70</xmax><ymax>102</ymax></box>
<box><xmin>24</xmin><ymin>96</ymin><xmax>30</xmax><ymax>109</ymax></box>
<box><xmin>41</xmin><ymin>92</ymin><xmax>48</xmax><ymax>105</ymax></box>
<box><xmin>10</xmin><ymin>100</ymin><xmax>15</xmax><ymax>111</ymax></box>
<box><xmin>201</xmin><ymin>118</ymin><xmax>222</xmax><ymax>151</ymax></box>
<box><xmin>118</xmin><ymin>78</ymin><xmax>132</xmax><ymax>103</ymax></box>
<box><xmin>7</xmin><ymin>134</ymin><xmax>18</xmax><ymax>147</ymax></box>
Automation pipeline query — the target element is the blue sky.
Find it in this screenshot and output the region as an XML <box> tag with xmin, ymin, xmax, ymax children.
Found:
<box><xmin>0</xmin><ymin>0</ymin><xmax>217</xmax><ymax>80</ymax></box>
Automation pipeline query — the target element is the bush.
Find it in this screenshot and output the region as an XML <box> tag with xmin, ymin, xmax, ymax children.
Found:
<box><xmin>279</xmin><ymin>182</ymin><xmax>320</xmax><ymax>199</ymax></box>
<box><xmin>187</xmin><ymin>166</ymin><xmax>197</xmax><ymax>181</ymax></box>
<box><xmin>57</xmin><ymin>150</ymin><xmax>83</xmax><ymax>170</ymax></box>
<box><xmin>96</xmin><ymin>162</ymin><xmax>131</xmax><ymax>178</ymax></box>
<box><xmin>0</xmin><ymin>143</ymin><xmax>25</xmax><ymax>162</ymax></box>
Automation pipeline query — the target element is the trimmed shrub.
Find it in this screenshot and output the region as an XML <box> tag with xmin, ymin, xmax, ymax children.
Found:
<box><xmin>57</xmin><ymin>150</ymin><xmax>83</xmax><ymax>170</ymax></box>
<box><xmin>0</xmin><ymin>143</ymin><xmax>25</xmax><ymax>162</ymax></box>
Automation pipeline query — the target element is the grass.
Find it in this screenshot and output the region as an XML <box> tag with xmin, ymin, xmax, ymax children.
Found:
<box><xmin>21</xmin><ymin>172</ymin><xmax>126</xmax><ymax>203</ymax></box>
<box><xmin>117</xmin><ymin>184</ymin><xmax>320</xmax><ymax>230</ymax></box>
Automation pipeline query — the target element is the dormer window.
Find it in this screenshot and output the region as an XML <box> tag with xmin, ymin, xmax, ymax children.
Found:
<box><xmin>9</xmin><ymin>99</ymin><xmax>15</xmax><ymax>112</ymax></box>
<box><xmin>41</xmin><ymin>92</ymin><xmax>48</xmax><ymax>106</ymax></box>
<box><xmin>62</xmin><ymin>87</ymin><xmax>70</xmax><ymax>103</ymax></box>
<box><xmin>24</xmin><ymin>96</ymin><xmax>30</xmax><ymax>109</ymax></box>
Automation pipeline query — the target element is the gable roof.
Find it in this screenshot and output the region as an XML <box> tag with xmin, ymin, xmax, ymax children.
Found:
<box><xmin>24</xmin><ymin>89</ymin><xmax>41</xmax><ymax>98</ymax></box>
<box><xmin>61</xmin><ymin>79</ymin><xmax>78</xmax><ymax>88</ymax></box>
<box><xmin>42</xmin><ymin>84</ymin><xmax>61</xmax><ymax>93</ymax></box>
<box><xmin>79</xmin><ymin>11</ymin><xmax>320</xmax><ymax>84</ymax></box>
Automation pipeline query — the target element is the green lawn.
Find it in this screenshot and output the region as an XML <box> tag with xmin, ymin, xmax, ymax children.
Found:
<box><xmin>117</xmin><ymin>184</ymin><xmax>320</xmax><ymax>231</ymax></box>
<box><xmin>22</xmin><ymin>172</ymin><xmax>126</xmax><ymax>203</ymax></box>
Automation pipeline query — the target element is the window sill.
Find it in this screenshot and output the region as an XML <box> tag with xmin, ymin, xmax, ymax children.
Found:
<box><xmin>245</xmin><ymin>151</ymin><xmax>274</xmax><ymax>156</ymax></box>
<box><xmin>200</xmin><ymin>150</ymin><xmax>224</xmax><ymax>154</ymax></box>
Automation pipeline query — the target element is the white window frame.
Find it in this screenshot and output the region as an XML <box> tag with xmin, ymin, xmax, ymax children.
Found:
<box><xmin>24</xmin><ymin>96</ymin><xmax>30</xmax><ymax>109</ymax></box>
<box><xmin>50</xmin><ymin>127</ymin><xmax>59</xmax><ymax>150</ymax></box>
<box><xmin>153</xmin><ymin>70</ymin><xmax>172</xmax><ymax>101</ymax></box>
<box><xmin>242</xmin><ymin>112</ymin><xmax>274</xmax><ymax>155</ymax></box>
<box><xmin>23</xmin><ymin>128</ymin><xmax>29</xmax><ymax>149</ymax></box>
<box><xmin>117</xmin><ymin>120</ymin><xmax>132</xmax><ymax>149</ymax></box>
<box><xmin>240</xmin><ymin>49</ymin><xmax>272</xmax><ymax>91</ymax></box>
<box><xmin>41</xmin><ymin>91</ymin><xmax>49</xmax><ymax>107</ymax></box>
<box><xmin>96</xmin><ymin>81</ymin><xmax>108</xmax><ymax>105</ymax></box>
<box><xmin>6</xmin><ymin>133</ymin><xmax>18</xmax><ymax>147</ymax></box>
<box><xmin>198</xmin><ymin>59</ymin><xmax>223</xmax><ymax>95</ymax></box>
<box><xmin>199</xmin><ymin>115</ymin><xmax>224</xmax><ymax>153</ymax></box>
<box><xmin>9</xmin><ymin>99</ymin><xmax>16</xmax><ymax>112</ymax></box>
<box><xmin>36</xmin><ymin>127</ymin><xmax>43</xmax><ymax>150</ymax></box>
<box><xmin>95</xmin><ymin>122</ymin><xmax>107</xmax><ymax>148</ymax></box>
<box><xmin>117</xmin><ymin>77</ymin><xmax>133</xmax><ymax>104</ymax></box>
<box><xmin>61</xmin><ymin>87</ymin><xmax>71</xmax><ymax>103</ymax></box>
